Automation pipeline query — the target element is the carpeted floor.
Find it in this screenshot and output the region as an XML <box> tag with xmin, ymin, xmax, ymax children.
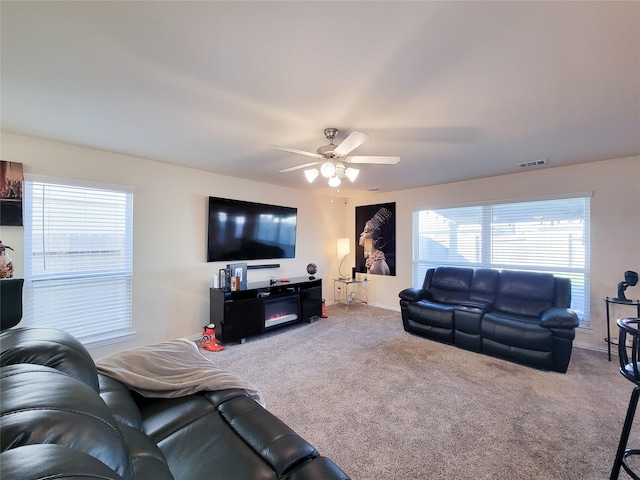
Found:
<box><xmin>201</xmin><ymin>305</ymin><xmax>638</xmax><ymax>479</ymax></box>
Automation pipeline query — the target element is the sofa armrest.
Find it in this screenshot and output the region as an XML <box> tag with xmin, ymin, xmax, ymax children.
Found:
<box><xmin>0</xmin><ymin>327</ymin><xmax>99</xmax><ymax>392</ymax></box>
<box><xmin>284</xmin><ymin>456</ymin><xmax>350</xmax><ymax>480</ymax></box>
<box><xmin>399</xmin><ymin>288</ymin><xmax>431</xmax><ymax>302</ymax></box>
<box><xmin>0</xmin><ymin>445</ymin><xmax>125</xmax><ymax>480</ymax></box>
<box><xmin>119</xmin><ymin>425</ymin><xmax>174</xmax><ymax>480</ymax></box>
<box><xmin>540</xmin><ymin>308</ymin><xmax>579</xmax><ymax>329</ymax></box>
<box><xmin>216</xmin><ymin>395</ymin><xmax>319</xmax><ymax>478</ymax></box>
<box><xmin>99</xmin><ymin>374</ymin><xmax>143</xmax><ymax>430</ymax></box>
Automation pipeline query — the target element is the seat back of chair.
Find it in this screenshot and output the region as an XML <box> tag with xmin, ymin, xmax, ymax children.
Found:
<box><xmin>0</xmin><ymin>278</ymin><xmax>24</xmax><ymax>331</ymax></box>
<box><xmin>617</xmin><ymin>317</ymin><xmax>640</xmax><ymax>385</ymax></box>
<box><xmin>426</xmin><ymin>267</ymin><xmax>474</xmax><ymax>305</ymax></box>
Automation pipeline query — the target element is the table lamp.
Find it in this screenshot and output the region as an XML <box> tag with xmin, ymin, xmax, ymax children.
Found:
<box><xmin>337</xmin><ymin>237</ymin><xmax>350</xmax><ymax>280</ymax></box>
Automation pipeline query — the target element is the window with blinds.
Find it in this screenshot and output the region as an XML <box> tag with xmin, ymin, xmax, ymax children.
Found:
<box><xmin>23</xmin><ymin>176</ymin><xmax>134</xmax><ymax>346</ymax></box>
<box><xmin>412</xmin><ymin>196</ymin><xmax>591</xmax><ymax>325</ymax></box>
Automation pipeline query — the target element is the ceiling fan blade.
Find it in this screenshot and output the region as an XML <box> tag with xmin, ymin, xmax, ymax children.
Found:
<box><xmin>271</xmin><ymin>145</ymin><xmax>322</xmax><ymax>159</ymax></box>
<box><xmin>348</xmin><ymin>155</ymin><xmax>400</xmax><ymax>165</ymax></box>
<box><xmin>279</xmin><ymin>161</ymin><xmax>322</xmax><ymax>173</ymax></box>
<box><xmin>333</xmin><ymin>131</ymin><xmax>370</xmax><ymax>156</ymax></box>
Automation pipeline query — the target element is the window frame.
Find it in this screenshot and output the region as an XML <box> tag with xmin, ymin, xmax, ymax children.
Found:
<box><xmin>411</xmin><ymin>193</ymin><xmax>592</xmax><ymax>326</ymax></box>
<box><xmin>22</xmin><ymin>174</ymin><xmax>135</xmax><ymax>347</ymax></box>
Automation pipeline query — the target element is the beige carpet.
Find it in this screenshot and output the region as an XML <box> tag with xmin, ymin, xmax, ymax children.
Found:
<box><xmin>202</xmin><ymin>305</ymin><xmax>638</xmax><ymax>479</ymax></box>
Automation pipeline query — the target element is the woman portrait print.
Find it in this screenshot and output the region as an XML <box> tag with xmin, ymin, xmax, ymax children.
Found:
<box><xmin>355</xmin><ymin>203</ymin><xmax>396</xmax><ymax>276</ymax></box>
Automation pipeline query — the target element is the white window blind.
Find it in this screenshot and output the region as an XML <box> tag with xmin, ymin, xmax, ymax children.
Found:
<box><xmin>412</xmin><ymin>196</ymin><xmax>591</xmax><ymax>325</ymax></box>
<box><xmin>23</xmin><ymin>177</ymin><xmax>134</xmax><ymax>346</ymax></box>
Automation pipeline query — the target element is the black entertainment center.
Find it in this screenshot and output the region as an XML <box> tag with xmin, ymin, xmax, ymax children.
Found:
<box><xmin>210</xmin><ymin>277</ymin><xmax>322</xmax><ymax>344</ymax></box>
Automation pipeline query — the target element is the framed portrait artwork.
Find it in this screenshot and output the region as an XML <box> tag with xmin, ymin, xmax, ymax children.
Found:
<box><xmin>355</xmin><ymin>202</ymin><xmax>396</xmax><ymax>276</ymax></box>
<box><xmin>227</xmin><ymin>262</ymin><xmax>248</xmax><ymax>290</ymax></box>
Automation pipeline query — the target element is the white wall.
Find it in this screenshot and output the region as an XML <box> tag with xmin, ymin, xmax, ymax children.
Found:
<box><xmin>0</xmin><ymin>132</ymin><xmax>346</xmax><ymax>358</ymax></box>
<box><xmin>2</xmin><ymin>130</ymin><xmax>638</xmax><ymax>355</ymax></box>
<box><xmin>347</xmin><ymin>156</ymin><xmax>640</xmax><ymax>351</ymax></box>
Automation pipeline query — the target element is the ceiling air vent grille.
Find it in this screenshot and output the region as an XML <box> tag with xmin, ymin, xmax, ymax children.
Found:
<box><xmin>518</xmin><ymin>159</ymin><xmax>548</xmax><ymax>168</ymax></box>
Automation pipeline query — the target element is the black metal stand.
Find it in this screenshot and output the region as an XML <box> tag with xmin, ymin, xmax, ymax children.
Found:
<box><xmin>605</xmin><ymin>298</ymin><xmax>640</xmax><ymax>361</ymax></box>
<box><xmin>611</xmin><ymin>386</ymin><xmax>640</xmax><ymax>479</ymax></box>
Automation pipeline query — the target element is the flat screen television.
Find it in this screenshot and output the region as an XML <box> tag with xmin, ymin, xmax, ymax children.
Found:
<box><xmin>207</xmin><ymin>197</ymin><xmax>297</xmax><ymax>262</ymax></box>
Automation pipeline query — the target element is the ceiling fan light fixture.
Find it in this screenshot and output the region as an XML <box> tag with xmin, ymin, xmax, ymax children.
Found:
<box><xmin>304</xmin><ymin>168</ymin><xmax>319</xmax><ymax>183</ymax></box>
<box><xmin>320</xmin><ymin>161</ymin><xmax>336</xmax><ymax>178</ymax></box>
<box><xmin>274</xmin><ymin>128</ymin><xmax>400</xmax><ymax>187</ymax></box>
<box><xmin>345</xmin><ymin>167</ymin><xmax>359</xmax><ymax>182</ymax></box>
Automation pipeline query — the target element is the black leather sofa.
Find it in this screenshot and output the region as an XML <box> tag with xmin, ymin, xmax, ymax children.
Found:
<box><xmin>0</xmin><ymin>303</ymin><xmax>349</xmax><ymax>480</ymax></box>
<box><xmin>399</xmin><ymin>267</ymin><xmax>580</xmax><ymax>373</ymax></box>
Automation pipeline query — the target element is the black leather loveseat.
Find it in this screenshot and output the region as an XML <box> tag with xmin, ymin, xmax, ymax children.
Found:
<box><xmin>0</xmin><ymin>324</ymin><xmax>349</xmax><ymax>479</ymax></box>
<box><xmin>399</xmin><ymin>267</ymin><xmax>580</xmax><ymax>373</ymax></box>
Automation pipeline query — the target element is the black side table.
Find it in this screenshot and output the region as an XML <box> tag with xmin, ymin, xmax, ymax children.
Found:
<box><xmin>605</xmin><ymin>297</ymin><xmax>640</xmax><ymax>361</ymax></box>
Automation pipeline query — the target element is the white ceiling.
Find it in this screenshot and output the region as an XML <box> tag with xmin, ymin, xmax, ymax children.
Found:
<box><xmin>2</xmin><ymin>1</ymin><xmax>639</xmax><ymax>194</ymax></box>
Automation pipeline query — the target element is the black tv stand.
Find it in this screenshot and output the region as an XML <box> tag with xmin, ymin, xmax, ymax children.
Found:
<box><xmin>209</xmin><ymin>277</ymin><xmax>322</xmax><ymax>344</ymax></box>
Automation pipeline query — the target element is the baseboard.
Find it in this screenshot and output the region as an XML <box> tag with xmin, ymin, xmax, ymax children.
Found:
<box><xmin>328</xmin><ymin>300</ymin><xmax>400</xmax><ymax>312</ymax></box>
<box><xmin>365</xmin><ymin>302</ymin><xmax>400</xmax><ymax>312</ymax></box>
<box><xmin>573</xmin><ymin>340</ymin><xmax>608</xmax><ymax>353</ymax></box>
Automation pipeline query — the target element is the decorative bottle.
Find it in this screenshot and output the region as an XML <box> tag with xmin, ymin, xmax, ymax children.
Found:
<box><xmin>0</xmin><ymin>240</ymin><xmax>15</xmax><ymax>278</ymax></box>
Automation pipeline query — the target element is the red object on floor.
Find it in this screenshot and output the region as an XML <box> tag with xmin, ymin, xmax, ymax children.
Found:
<box><xmin>321</xmin><ymin>299</ymin><xmax>328</xmax><ymax>318</ymax></box>
<box><xmin>202</xmin><ymin>323</ymin><xmax>224</xmax><ymax>351</ymax></box>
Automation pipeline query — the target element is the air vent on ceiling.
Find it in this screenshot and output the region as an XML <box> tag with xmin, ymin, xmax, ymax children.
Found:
<box><xmin>518</xmin><ymin>159</ymin><xmax>548</xmax><ymax>168</ymax></box>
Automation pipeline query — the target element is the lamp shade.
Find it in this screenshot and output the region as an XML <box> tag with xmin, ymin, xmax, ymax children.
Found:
<box><xmin>304</xmin><ymin>168</ymin><xmax>319</xmax><ymax>183</ymax></box>
<box><xmin>344</xmin><ymin>167</ymin><xmax>359</xmax><ymax>182</ymax></box>
<box><xmin>328</xmin><ymin>176</ymin><xmax>341</xmax><ymax>187</ymax></box>
<box><xmin>337</xmin><ymin>237</ymin><xmax>350</xmax><ymax>260</ymax></box>
<box><xmin>320</xmin><ymin>161</ymin><xmax>336</xmax><ymax>178</ymax></box>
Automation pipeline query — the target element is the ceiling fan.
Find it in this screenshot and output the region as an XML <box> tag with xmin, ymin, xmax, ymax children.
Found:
<box><xmin>272</xmin><ymin>128</ymin><xmax>400</xmax><ymax>187</ymax></box>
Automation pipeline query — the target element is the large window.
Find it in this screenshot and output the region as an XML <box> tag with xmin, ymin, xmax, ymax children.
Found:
<box><xmin>23</xmin><ymin>176</ymin><xmax>134</xmax><ymax>346</ymax></box>
<box><xmin>412</xmin><ymin>195</ymin><xmax>591</xmax><ymax>325</ymax></box>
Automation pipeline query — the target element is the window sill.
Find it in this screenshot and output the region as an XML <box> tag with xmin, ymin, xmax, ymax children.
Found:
<box><xmin>82</xmin><ymin>331</ymin><xmax>136</xmax><ymax>349</ymax></box>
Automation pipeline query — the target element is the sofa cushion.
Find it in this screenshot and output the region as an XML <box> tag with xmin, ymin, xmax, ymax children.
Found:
<box><xmin>140</xmin><ymin>393</ymin><xmax>282</xmax><ymax>480</ymax></box>
<box><xmin>481</xmin><ymin>312</ymin><xmax>553</xmax><ymax>352</ymax></box>
<box><xmin>139</xmin><ymin>392</ymin><xmax>218</xmax><ymax>443</ymax></box>
<box><xmin>482</xmin><ymin>337</ymin><xmax>553</xmax><ymax>371</ymax></box>
<box><xmin>428</xmin><ymin>267</ymin><xmax>474</xmax><ymax>304</ymax></box>
<box><xmin>553</xmin><ymin>276</ymin><xmax>572</xmax><ymax>307</ymax></box>
<box><xmin>493</xmin><ymin>271</ymin><xmax>556</xmax><ymax>317</ymax></box>
<box><xmin>404</xmin><ymin>300</ymin><xmax>456</xmax><ymax>343</ymax></box>
<box><xmin>469</xmin><ymin>269</ymin><xmax>499</xmax><ymax>304</ymax></box>
<box><xmin>407</xmin><ymin>301</ymin><xmax>456</xmax><ymax>330</ymax></box>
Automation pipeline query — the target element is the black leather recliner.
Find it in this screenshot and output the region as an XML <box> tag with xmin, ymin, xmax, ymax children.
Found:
<box><xmin>0</xmin><ymin>325</ymin><xmax>350</xmax><ymax>480</ymax></box>
<box><xmin>399</xmin><ymin>267</ymin><xmax>579</xmax><ymax>373</ymax></box>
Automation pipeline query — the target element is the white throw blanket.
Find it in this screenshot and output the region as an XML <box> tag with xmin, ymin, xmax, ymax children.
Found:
<box><xmin>96</xmin><ymin>338</ymin><xmax>265</xmax><ymax>407</ymax></box>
